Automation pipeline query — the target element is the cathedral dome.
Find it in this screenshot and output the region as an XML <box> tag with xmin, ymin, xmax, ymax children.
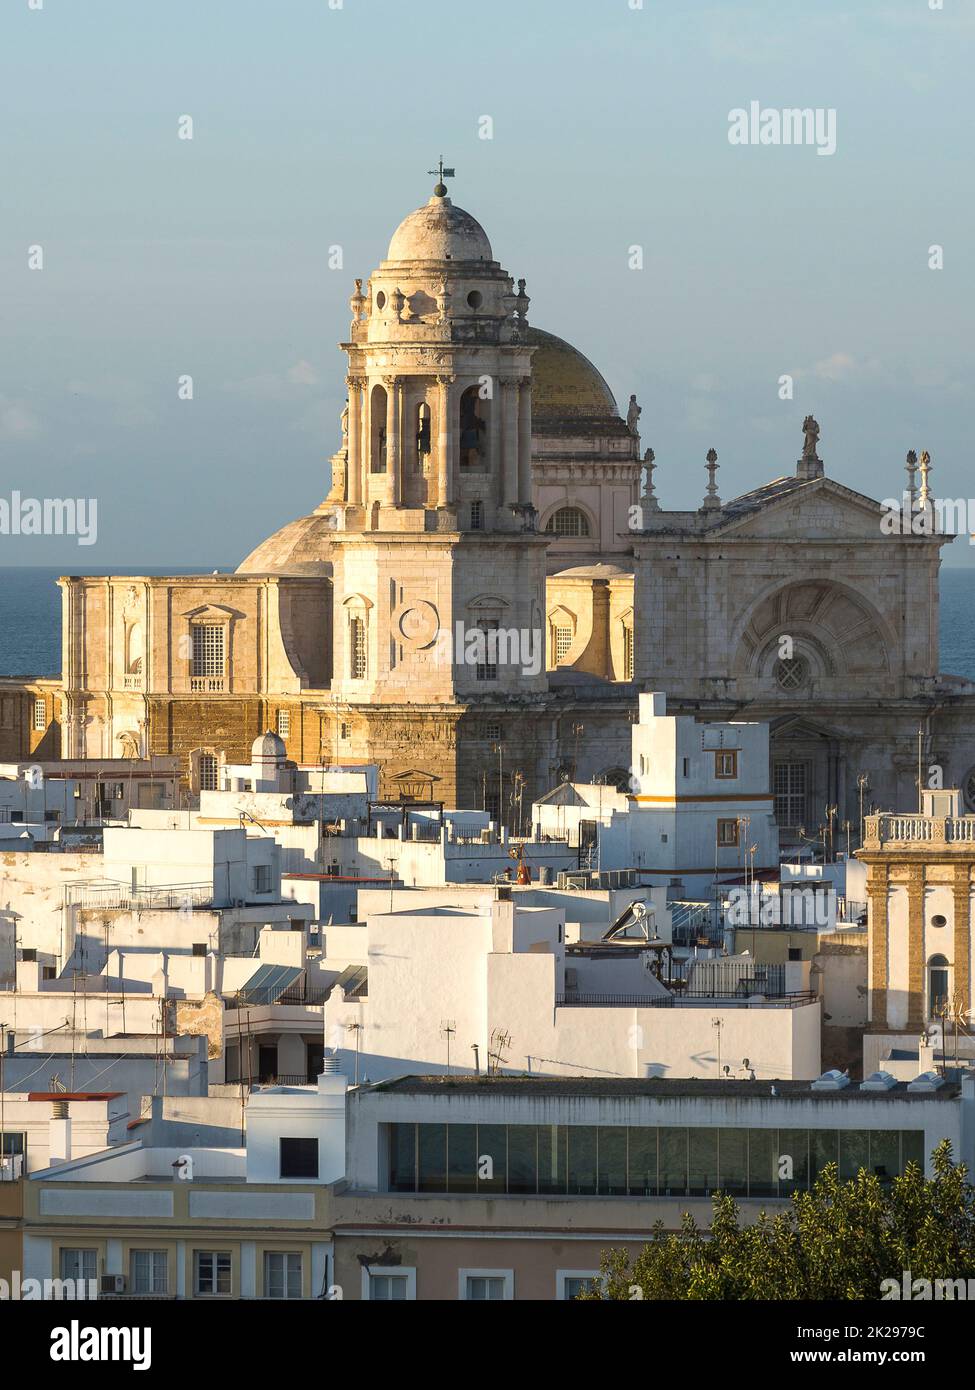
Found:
<box><xmin>387</xmin><ymin>193</ymin><xmax>493</xmax><ymax>263</ymax></box>
<box><xmin>236</xmin><ymin>512</ymin><xmax>334</xmax><ymax>577</ymax></box>
<box><xmin>528</xmin><ymin>326</ymin><xmax>620</xmax><ymax>422</ymax></box>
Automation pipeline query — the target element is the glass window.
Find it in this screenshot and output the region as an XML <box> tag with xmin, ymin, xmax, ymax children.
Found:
<box><xmin>370</xmin><ymin>1273</ymin><xmax>408</xmax><ymax>1301</ymax></box>
<box><xmin>199</xmin><ymin>753</ymin><xmax>218</xmax><ymax>791</ymax></box>
<box><xmin>554</xmin><ymin>627</ymin><xmax>573</xmax><ymax>663</ymax></box>
<box><xmin>747</xmin><ymin>1129</ymin><xmax>777</xmax><ymax>1197</ymax></box>
<box><xmin>717</xmin><ymin>1128</ymin><xmax>747</xmax><ymax>1195</ymax></box>
<box><xmin>623</xmin><ymin>625</ymin><xmax>634</xmax><ymax>681</ymax></box>
<box><xmin>507</xmin><ymin>1126</ymin><xmax>538</xmax><ymax>1195</ymax></box>
<box><xmin>279</xmin><ymin>1137</ymin><xmax>318</xmax><ymax>1179</ymax></box>
<box><xmin>388</xmin><ymin>1124</ymin><xmax>416</xmax><ymax>1192</ymax></box>
<box><xmin>869</xmin><ymin>1130</ymin><xmax>899</xmax><ymax>1183</ymax></box>
<box><xmin>194</xmin><ymin>1251</ymin><xmax>231</xmax><ymax>1296</ymax></box>
<box><xmin>597</xmin><ymin>1127</ymin><xmax>627</xmax><ymax>1196</ymax></box>
<box><xmin>776</xmin><ymin>1129</ymin><xmax>810</xmax><ymax>1195</ymax></box>
<box><xmin>476</xmin><ymin>1125</ymin><xmax>507</xmax><ymax>1194</ymax></box>
<box><xmin>659</xmin><ymin>1128</ymin><xmax>688</xmax><ymax>1196</ymax></box>
<box><xmin>545</xmin><ymin>507</ymin><xmax>590</xmax><ymax>538</ymax></box>
<box><xmin>901</xmin><ymin>1131</ymin><xmax>925</xmax><ymax>1172</ymax></box>
<box><xmin>466</xmin><ymin>1275</ymin><xmax>506</xmax><ymax>1301</ymax></box>
<box><xmin>839</xmin><ymin>1130</ymin><xmax>870</xmax><ymax>1183</ymax></box>
<box><xmin>688</xmin><ymin>1129</ymin><xmax>719</xmax><ymax>1196</ymax></box>
<box><xmin>418</xmin><ymin>1124</ymin><xmax>447</xmax><ymax>1193</ymax></box>
<box><xmin>567</xmin><ymin>1126</ymin><xmax>597</xmax><ymax>1195</ymax></box>
<box><xmin>562</xmin><ymin>1275</ymin><xmax>600</xmax><ymax>1300</ymax></box>
<box><xmin>811</xmin><ymin>1129</ymin><xmax>839</xmax><ymax>1181</ymax></box>
<box><xmin>32</xmin><ymin>698</ymin><xmax>46</xmax><ymax>730</ymax></box>
<box><xmin>276</xmin><ymin>709</ymin><xmax>291</xmax><ymax>738</ymax></box>
<box><xmin>538</xmin><ymin>1125</ymin><xmax>565</xmax><ymax>1195</ymax></box>
<box><xmin>131</xmin><ymin>1250</ymin><xmax>167</xmax><ymax>1295</ymax></box>
<box><xmin>446</xmin><ymin>1125</ymin><xmax>477</xmax><ymax>1194</ymax></box>
<box><xmin>60</xmin><ymin>1249</ymin><xmax>97</xmax><ymax>1283</ymax></box>
<box><xmin>349</xmin><ymin>616</ymin><xmax>367</xmax><ymax>680</ymax></box>
<box><xmin>264</xmin><ymin>1252</ymin><xmax>302</xmax><ymax>1299</ymax></box>
<box><xmin>627</xmin><ymin>1127</ymin><xmax>657</xmax><ymax>1196</ymax></box>
<box><xmin>191</xmin><ymin>624</ymin><xmax>224</xmax><ymax>678</ymax></box>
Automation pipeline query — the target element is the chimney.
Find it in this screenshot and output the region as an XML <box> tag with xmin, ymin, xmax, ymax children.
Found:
<box><xmin>49</xmin><ymin>1102</ymin><xmax>72</xmax><ymax>1165</ymax></box>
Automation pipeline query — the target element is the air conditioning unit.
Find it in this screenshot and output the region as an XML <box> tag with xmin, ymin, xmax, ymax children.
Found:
<box><xmin>99</xmin><ymin>1275</ymin><xmax>126</xmax><ymax>1296</ymax></box>
<box><xmin>557</xmin><ymin>872</ymin><xmax>591</xmax><ymax>891</ymax></box>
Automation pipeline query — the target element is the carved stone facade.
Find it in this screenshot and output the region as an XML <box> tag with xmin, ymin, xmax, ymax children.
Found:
<box><xmin>44</xmin><ymin>182</ymin><xmax>975</xmax><ymax>826</ymax></box>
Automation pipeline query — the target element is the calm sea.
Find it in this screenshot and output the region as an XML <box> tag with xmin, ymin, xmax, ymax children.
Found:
<box><xmin>0</xmin><ymin>565</ymin><xmax>973</xmax><ymax>682</ymax></box>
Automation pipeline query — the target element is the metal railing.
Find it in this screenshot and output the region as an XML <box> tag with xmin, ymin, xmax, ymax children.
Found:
<box><xmin>67</xmin><ymin>882</ymin><xmax>214</xmax><ymax>911</ymax></box>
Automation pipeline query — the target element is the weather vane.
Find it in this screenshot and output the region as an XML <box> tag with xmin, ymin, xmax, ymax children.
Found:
<box><xmin>428</xmin><ymin>156</ymin><xmax>455</xmax><ymax>193</ymax></box>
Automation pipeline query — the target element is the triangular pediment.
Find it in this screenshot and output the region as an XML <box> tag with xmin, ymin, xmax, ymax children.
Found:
<box><xmin>770</xmin><ymin>713</ymin><xmax>841</xmax><ymax>741</ymax></box>
<box><xmin>180</xmin><ymin>602</ymin><xmax>245</xmax><ymax>621</ymax></box>
<box><xmin>713</xmin><ymin>477</ymin><xmax>890</xmax><ymax>541</ymax></box>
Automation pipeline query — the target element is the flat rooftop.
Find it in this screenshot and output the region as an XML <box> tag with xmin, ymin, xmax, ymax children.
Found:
<box><xmin>365</xmin><ymin>1075</ymin><xmax>962</xmax><ymax>1101</ymax></box>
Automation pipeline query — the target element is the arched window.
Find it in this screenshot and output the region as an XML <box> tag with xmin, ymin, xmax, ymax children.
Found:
<box><xmin>775</xmin><ymin>655</ymin><xmax>808</xmax><ymax>690</ymax></box>
<box><xmin>928</xmin><ymin>955</ymin><xmax>950</xmax><ymax>1017</ymax></box>
<box><xmin>459</xmin><ymin>386</ymin><xmax>486</xmax><ymax>469</ymax></box>
<box><xmin>545</xmin><ymin>506</ymin><xmax>590</xmax><ymax>538</ymax></box>
<box><xmin>370</xmin><ymin>384</ymin><xmax>387</xmax><ymax>474</ymax></box>
<box><xmin>416</xmin><ymin>402</ymin><xmax>431</xmax><ymax>459</ymax></box>
<box><xmin>125</xmin><ymin>621</ymin><xmax>143</xmax><ymax>675</ymax></box>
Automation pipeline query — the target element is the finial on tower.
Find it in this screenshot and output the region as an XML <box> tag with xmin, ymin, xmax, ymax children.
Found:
<box><xmin>703</xmin><ymin>448</ymin><xmax>721</xmax><ymax>510</ymax></box>
<box><xmin>905</xmin><ymin>449</ymin><xmax>918</xmax><ymax>507</ymax></box>
<box><xmin>918</xmin><ymin>450</ymin><xmax>932</xmax><ymax>508</ymax></box>
<box><xmin>428</xmin><ymin>156</ymin><xmax>456</xmax><ymax>198</ymax></box>
<box><xmin>642</xmin><ymin>447</ymin><xmax>660</xmax><ymax>512</ymax></box>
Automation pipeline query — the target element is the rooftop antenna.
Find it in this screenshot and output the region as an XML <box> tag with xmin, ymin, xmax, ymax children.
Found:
<box><xmin>440</xmin><ymin>1019</ymin><xmax>456</xmax><ymax>1073</ymax></box>
<box><xmin>427</xmin><ymin>157</ymin><xmax>455</xmax><ymax>196</ymax></box>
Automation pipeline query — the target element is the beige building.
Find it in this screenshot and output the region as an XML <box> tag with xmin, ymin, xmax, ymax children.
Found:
<box><xmin>860</xmin><ymin>789</ymin><xmax>975</xmax><ymax>1042</ymax></box>
<box><xmin>37</xmin><ymin>177</ymin><xmax>975</xmax><ymax>836</ymax></box>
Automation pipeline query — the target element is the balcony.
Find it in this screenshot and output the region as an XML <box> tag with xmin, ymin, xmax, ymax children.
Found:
<box><xmin>863</xmin><ymin>813</ymin><xmax>975</xmax><ymax>849</ymax></box>
<box><xmin>190</xmin><ymin>676</ymin><xmax>225</xmax><ymax>693</ymax></box>
<box><xmin>122</xmin><ymin>674</ymin><xmax>143</xmax><ymax>690</ymax></box>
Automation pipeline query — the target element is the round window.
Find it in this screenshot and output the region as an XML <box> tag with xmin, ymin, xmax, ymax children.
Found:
<box><xmin>375</xmin><ymin>291</ymin><xmax>386</xmax><ymax>310</ymax></box>
<box><xmin>931</xmin><ymin>914</ymin><xmax>947</xmax><ymax>929</ymax></box>
<box><xmin>467</xmin><ymin>290</ymin><xmax>483</xmax><ymax>309</ymax></box>
<box><xmin>963</xmin><ymin>767</ymin><xmax>975</xmax><ymax>813</ymax></box>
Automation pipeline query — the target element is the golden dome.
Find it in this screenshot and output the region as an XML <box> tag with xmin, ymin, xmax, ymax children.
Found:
<box><xmin>528</xmin><ymin>327</ymin><xmax>620</xmax><ymax>425</ymax></box>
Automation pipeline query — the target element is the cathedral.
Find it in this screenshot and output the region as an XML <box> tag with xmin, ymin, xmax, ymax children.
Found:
<box><xmin>50</xmin><ymin>174</ymin><xmax>975</xmax><ymax>846</ymax></box>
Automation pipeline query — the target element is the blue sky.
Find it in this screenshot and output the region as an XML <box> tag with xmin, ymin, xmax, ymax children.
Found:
<box><xmin>1</xmin><ymin>0</ymin><xmax>973</xmax><ymax>566</ymax></box>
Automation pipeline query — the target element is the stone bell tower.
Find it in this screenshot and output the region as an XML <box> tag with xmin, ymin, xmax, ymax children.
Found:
<box><xmin>324</xmin><ymin>171</ymin><xmax>549</xmax><ymax>710</ymax></box>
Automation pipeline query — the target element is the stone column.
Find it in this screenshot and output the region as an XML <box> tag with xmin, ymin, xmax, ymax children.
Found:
<box><xmin>500</xmin><ymin>377</ymin><xmax>518</xmax><ymax>508</ymax></box>
<box><xmin>953</xmin><ymin>866</ymin><xmax>971</xmax><ymax>1019</ymax></box>
<box><xmin>384</xmin><ymin>376</ymin><xmax>400</xmax><ymax>505</ymax></box>
<box><xmin>346</xmin><ymin>376</ymin><xmax>362</xmax><ymax>505</ymax></box>
<box><xmin>436</xmin><ymin>375</ymin><xmax>455</xmax><ymax>508</ymax></box>
<box><xmin>487</xmin><ymin>376</ymin><xmax>502</xmax><ymax>506</ymax></box>
<box><xmin>517</xmin><ymin>375</ymin><xmax>532</xmax><ymax>504</ymax></box>
<box><xmin>906</xmin><ymin>867</ymin><xmax>925</xmax><ymax>1029</ymax></box>
<box><xmin>866</xmin><ymin>865</ymin><xmax>889</xmax><ymax>1027</ymax></box>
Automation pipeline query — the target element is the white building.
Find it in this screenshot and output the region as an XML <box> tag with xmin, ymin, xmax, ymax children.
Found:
<box><xmin>532</xmin><ymin>693</ymin><xmax>778</xmax><ymax>894</ymax></box>
<box><xmin>320</xmin><ymin>888</ymin><xmax>820</xmax><ymax>1082</ymax></box>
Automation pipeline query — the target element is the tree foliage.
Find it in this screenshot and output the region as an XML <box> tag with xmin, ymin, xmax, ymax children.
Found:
<box><xmin>577</xmin><ymin>1141</ymin><xmax>975</xmax><ymax>1300</ymax></box>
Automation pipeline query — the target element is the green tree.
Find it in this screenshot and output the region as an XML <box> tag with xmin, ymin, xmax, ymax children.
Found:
<box><xmin>577</xmin><ymin>1141</ymin><xmax>975</xmax><ymax>1300</ymax></box>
